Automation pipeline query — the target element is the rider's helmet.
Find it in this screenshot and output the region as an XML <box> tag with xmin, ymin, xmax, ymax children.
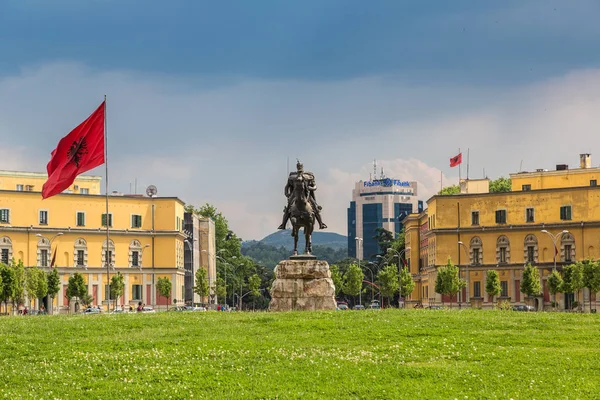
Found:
<box><xmin>296</xmin><ymin>160</ymin><xmax>304</xmax><ymax>172</ymax></box>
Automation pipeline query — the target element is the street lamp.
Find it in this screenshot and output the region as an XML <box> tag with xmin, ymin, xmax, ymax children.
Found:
<box><xmin>364</xmin><ymin>262</ymin><xmax>376</xmax><ymax>301</ymax></box>
<box><xmin>541</xmin><ymin>229</ymin><xmax>569</xmax><ymax>271</ymax></box>
<box><xmin>355</xmin><ymin>237</ymin><xmax>363</xmax><ymax>305</ymax></box>
<box><xmin>458</xmin><ymin>241</ymin><xmax>470</xmax><ymax>305</ymax></box>
<box><xmin>387</xmin><ymin>248</ymin><xmax>409</xmax><ymax>308</ymax></box>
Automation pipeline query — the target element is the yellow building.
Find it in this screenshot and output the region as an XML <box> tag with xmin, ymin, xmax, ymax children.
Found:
<box><xmin>0</xmin><ymin>170</ymin><xmax>194</xmax><ymax>312</ymax></box>
<box><xmin>404</xmin><ymin>154</ymin><xmax>600</xmax><ymax>311</ymax></box>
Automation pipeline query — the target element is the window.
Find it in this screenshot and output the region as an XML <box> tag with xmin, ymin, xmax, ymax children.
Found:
<box><xmin>560</xmin><ymin>206</ymin><xmax>572</xmax><ymax>221</ymax></box>
<box><xmin>472</xmin><ymin>248</ymin><xmax>480</xmax><ymax>265</ymax></box>
<box><xmin>16</xmin><ymin>184</ymin><xmax>23</xmax><ymax>191</ymax></box>
<box><xmin>1</xmin><ymin>249</ymin><xmax>8</xmax><ymax>264</ymax></box>
<box><xmin>104</xmin><ymin>250</ymin><xmax>113</xmax><ymax>265</ymax></box>
<box><xmin>80</xmin><ymin>188</ymin><xmax>89</xmax><ymax>194</ymax></box>
<box><xmin>495</xmin><ymin>210</ymin><xmax>507</xmax><ymax>224</ymax></box>
<box><xmin>176</xmin><ymin>216</ymin><xmax>181</xmax><ymax>231</ymax></box>
<box><xmin>132</xmin><ymin>285</ymin><xmax>142</xmax><ymax>301</ymax></box>
<box><xmin>131</xmin><ymin>215</ymin><xmax>142</xmax><ymax>228</ymax></box>
<box><xmin>25</xmin><ymin>185</ymin><xmax>34</xmax><ymax>192</ymax></box>
<box><xmin>473</xmin><ymin>281</ymin><xmax>481</xmax><ymax>298</ymax></box>
<box><xmin>102</xmin><ymin>213</ymin><xmax>113</xmax><ymax>227</ymax></box>
<box><xmin>564</xmin><ymin>245</ymin><xmax>572</xmax><ymax>263</ymax></box>
<box><xmin>471</xmin><ymin>211</ymin><xmax>479</xmax><ymax>226</ymax></box>
<box><xmin>591</xmin><ymin>180</ymin><xmax>597</xmax><ymax>187</ymax></box>
<box><xmin>76</xmin><ymin>212</ymin><xmax>85</xmax><ymax>227</ymax></box>
<box><xmin>40</xmin><ymin>249</ymin><xmax>48</xmax><ymax>267</ymax></box>
<box><xmin>499</xmin><ymin>248</ymin><xmax>507</xmax><ymax>263</ymax></box>
<box><xmin>500</xmin><ymin>281</ymin><xmax>508</xmax><ymax>297</ymax></box>
<box><xmin>526</xmin><ymin>208</ymin><xmax>534</xmax><ymax>223</ymax></box>
<box><xmin>522</xmin><ymin>184</ymin><xmax>531</xmax><ymax>191</ymax></box>
<box><xmin>0</xmin><ymin>209</ymin><xmax>9</xmax><ymax>223</ymax></box>
<box><xmin>132</xmin><ymin>251</ymin><xmax>139</xmax><ymax>267</ymax></box>
<box><xmin>527</xmin><ymin>246</ymin><xmax>535</xmax><ymax>263</ymax></box>
<box><xmin>39</xmin><ymin>210</ymin><xmax>48</xmax><ymax>225</ymax></box>
<box><xmin>77</xmin><ymin>250</ymin><xmax>85</xmax><ymax>266</ymax></box>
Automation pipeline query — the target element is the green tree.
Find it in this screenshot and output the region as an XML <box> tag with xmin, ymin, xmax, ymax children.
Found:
<box><xmin>583</xmin><ymin>260</ymin><xmax>600</xmax><ymax>312</ymax></box>
<box><xmin>520</xmin><ymin>264</ymin><xmax>542</xmax><ymax>308</ymax></box>
<box><xmin>343</xmin><ymin>264</ymin><xmax>364</xmax><ymax>303</ymax></box>
<box><xmin>46</xmin><ymin>269</ymin><xmax>60</xmax><ymax>314</ymax></box>
<box><xmin>110</xmin><ymin>272</ymin><xmax>125</xmax><ymax>311</ymax></box>
<box><xmin>377</xmin><ymin>264</ymin><xmax>399</xmax><ymax>307</ymax></box>
<box><xmin>25</xmin><ymin>267</ymin><xmax>48</xmax><ymax>307</ymax></box>
<box><xmin>0</xmin><ymin>263</ymin><xmax>15</xmax><ymax>314</ymax></box>
<box><xmin>157</xmin><ymin>277</ymin><xmax>172</xmax><ymax>310</ymax></box>
<box><xmin>194</xmin><ymin>268</ymin><xmax>210</xmax><ymax>301</ymax></box>
<box><xmin>329</xmin><ymin>264</ymin><xmax>344</xmax><ymax>297</ymax></box>
<box><xmin>438</xmin><ymin>185</ymin><xmax>460</xmax><ymax>195</ymax></box>
<box><xmin>563</xmin><ymin>263</ymin><xmax>584</xmax><ymax>310</ymax></box>
<box><xmin>11</xmin><ymin>259</ymin><xmax>25</xmax><ymax>312</ymax></box>
<box><xmin>66</xmin><ymin>272</ymin><xmax>88</xmax><ymax>310</ymax></box>
<box><xmin>489</xmin><ymin>177</ymin><xmax>512</xmax><ymax>193</ymax></box>
<box><xmin>547</xmin><ymin>270</ymin><xmax>563</xmax><ymax>310</ymax></box>
<box><xmin>215</xmin><ymin>277</ymin><xmax>227</xmax><ymax>303</ymax></box>
<box><xmin>435</xmin><ymin>258</ymin><xmax>465</xmax><ymax>308</ymax></box>
<box><xmin>485</xmin><ymin>270</ymin><xmax>502</xmax><ymax>306</ymax></box>
<box><xmin>248</xmin><ymin>273</ymin><xmax>261</xmax><ymax>310</ymax></box>
<box><xmin>399</xmin><ymin>266</ymin><xmax>415</xmax><ymax>306</ymax></box>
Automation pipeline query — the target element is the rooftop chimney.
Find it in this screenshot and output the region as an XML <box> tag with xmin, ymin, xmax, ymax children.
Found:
<box><xmin>556</xmin><ymin>164</ymin><xmax>568</xmax><ymax>171</ymax></box>
<box><xmin>580</xmin><ymin>153</ymin><xmax>592</xmax><ymax>169</ymax></box>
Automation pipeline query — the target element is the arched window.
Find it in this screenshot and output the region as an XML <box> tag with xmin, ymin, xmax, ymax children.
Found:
<box><xmin>74</xmin><ymin>238</ymin><xmax>88</xmax><ymax>268</ymax></box>
<box><xmin>37</xmin><ymin>237</ymin><xmax>51</xmax><ymax>267</ymax></box>
<box><xmin>496</xmin><ymin>236</ymin><xmax>510</xmax><ymax>264</ymax></box>
<box><xmin>469</xmin><ymin>237</ymin><xmax>483</xmax><ymax>265</ymax></box>
<box><xmin>0</xmin><ymin>236</ymin><xmax>13</xmax><ymax>264</ymax></box>
<box><xmin>523</xmin><ymin>234</ymin><xmax>538</xmax><ymax>264</ymax></box>
<box><xmin>129</xmin><ymin>240</ymin><xmax>143</xmax><ymax>268</ymax></box>
<box><xmin>560</xmin><ymin>232</ymin><xmax>575</xmax><ymax>263</ymax></box>
<box><xmin>102</xmin><ymin>239</ymin><xmax>116</xmax><ymax>268</ymax></box>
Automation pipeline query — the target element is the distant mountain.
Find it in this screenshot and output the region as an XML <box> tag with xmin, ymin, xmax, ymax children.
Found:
<box><xmin>243</xmin><ymin>230</ymin><xmax>348</xmax><ymax>251</ymax></box>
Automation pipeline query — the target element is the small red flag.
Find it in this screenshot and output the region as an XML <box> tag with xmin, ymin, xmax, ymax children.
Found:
<box><xmin>401</xmin><ymin>258</ymin><xmax>407</xmax><ymax>267</ymax></box>
<box><xmin>50</xmin><ymin>249</ymin><xmax>57</xmax><ymax>268</ymax></box>
<box><xmin>450</xmin><ymin>153</ymin><xmax>462</xmax><ymax>167</ymax></box>
<box><xmin>42</xmin><ymin>101</ymin><xmax>105</xmax><ymax>199</ymax></box>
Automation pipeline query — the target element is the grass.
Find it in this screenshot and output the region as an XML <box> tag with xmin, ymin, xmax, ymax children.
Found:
<box><xmin>1</xmin><ymin>309</ymin><xmax>599</xmax><ymax>399</ymax></box>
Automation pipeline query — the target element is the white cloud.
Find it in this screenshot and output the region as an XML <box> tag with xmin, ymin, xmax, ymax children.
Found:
<box><xmin>3</xmin><ymin>63</ymin><xmax>600</xmax><ymax>239</ymax></box>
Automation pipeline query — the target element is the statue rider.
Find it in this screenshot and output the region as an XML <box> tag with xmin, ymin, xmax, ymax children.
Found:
<box><xmin>278</xmin><ymin>160</ymin><xmax>327</xmax><ymax>230</ymax></box>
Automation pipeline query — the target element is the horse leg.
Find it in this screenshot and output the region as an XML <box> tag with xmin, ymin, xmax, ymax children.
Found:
<box><xmin>305</xmin><ymin>221</ymin><xmax>313</xmax><ymax>254</ymax></box>
<box><xmin>293</xmin><ymin>226</ymin><xmax>299</xmax><ymax>256</ymax></box>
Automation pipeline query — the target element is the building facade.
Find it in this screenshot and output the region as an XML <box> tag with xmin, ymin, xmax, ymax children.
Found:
<box><xmin>403</xmin><ymin>154</ymin><xmax>600</xmax><ymax>310</ymax></box>
<box><xmin>0</xmin><ymin>170</ymin><xmax>194</xmax><ymax>312</ymax></box>
<box><xmin>348</xmin><ymin>176</ymin><xmax>423</xmax><ymax>261</ymax></box>
<box><xmin>184</xmin><ymin>213</ymin><xmax>217</xmax><ymax>307</ymax></box>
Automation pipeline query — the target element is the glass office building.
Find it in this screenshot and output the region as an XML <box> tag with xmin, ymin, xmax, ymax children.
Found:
<box><xmin>347</xmin><ymin>178</ymin><xmax>423</xmax><ymax>260</ymax></box>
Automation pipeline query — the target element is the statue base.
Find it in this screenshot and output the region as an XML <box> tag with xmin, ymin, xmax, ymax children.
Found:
<box><xmin>289</xmin><ymin>254</ymin><xmax>317</xmax><ymax>260</ymax></box>
<box><xmin>269</xmin><ymin>259</ymin><xmax>337</xmax><ymax>312</ymax></box>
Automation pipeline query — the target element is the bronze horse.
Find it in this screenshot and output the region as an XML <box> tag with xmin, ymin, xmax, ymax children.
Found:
<box><xmin>290</xmin><ymin>174</ymin><xmax>315</xmax><ymax>255</ymax></box>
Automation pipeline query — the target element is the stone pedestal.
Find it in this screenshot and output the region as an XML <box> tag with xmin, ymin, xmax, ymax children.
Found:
<box><xmin>269</xmin><ymin>258</ymin><xmax>337</xmax><ymax>311</ymax></box>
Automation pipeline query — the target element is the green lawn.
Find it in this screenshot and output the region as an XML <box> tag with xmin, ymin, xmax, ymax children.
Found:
<box><xmin>1</xmin><ymin>309</ymin><xmax>599</xmax><ymax>399</ymax></box>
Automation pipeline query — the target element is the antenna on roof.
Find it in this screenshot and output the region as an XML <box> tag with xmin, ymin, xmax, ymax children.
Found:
<box><xmin>380</xmin><ymin>167</ymin><xmax>385</xmax><ymax>179</ymax></box>
<box><xmin>373</xmin><ymin>159</ymin><xmax>377</xmax><ymax>180</ymax></box>
<box><xmin>519</xmin><ymin>160</ymin><xmax>523</xmax><ymax>173</ymax></box>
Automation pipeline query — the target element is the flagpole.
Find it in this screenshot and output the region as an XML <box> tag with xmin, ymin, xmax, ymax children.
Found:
<box><xmin>467</xmin><ymin>148</ymin><xmax>470</xmax><ymax>180</ymax></box>
<box><xmin>458</xmin><ymin>148</ymin><xmax>461</xmax><ymax>183</ymax></box>
<box><xmin>104</xmin><ymin>95</ymin><xmax>110</xmax><ymax>312</ymax></box>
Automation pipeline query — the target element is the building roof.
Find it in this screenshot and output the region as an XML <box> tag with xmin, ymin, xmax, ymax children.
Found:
<box><xmin>0</xmin><ymin>170</ymin><xmax>102</xmax><ymax>181</ymax></box>
<box><xmin>0</xmin><ymin>189</ymin><xmax>186</xmax><ymax>205</ymax></box>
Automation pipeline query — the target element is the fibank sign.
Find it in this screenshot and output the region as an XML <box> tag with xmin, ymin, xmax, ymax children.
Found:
<box><xmin>363</xmin><ymin>179</ymin><xmax>411</xmax><ymax>188</ymax></box>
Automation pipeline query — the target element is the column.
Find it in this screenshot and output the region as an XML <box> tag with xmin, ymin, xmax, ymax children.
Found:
<box><xmin>124</xmin><ymin>273</ymin><xmax>130</xmax><ymax>308</ymax></box>
<box><xmin>482</xmin><ymin>269</ymin><xmax>489</xmax><ymax>305</ymax></box>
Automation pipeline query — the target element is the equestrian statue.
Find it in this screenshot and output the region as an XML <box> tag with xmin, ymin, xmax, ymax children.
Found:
<box><xmin>278</xmin><ymin>160</ymin><xmax>327</xmax><ymax>255</ymax></box>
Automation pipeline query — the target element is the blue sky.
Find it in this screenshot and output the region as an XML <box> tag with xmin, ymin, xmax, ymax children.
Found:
<box><xmin>1</xmin><ymin>1</ymin><xmax>600</xmax><ymax>239</ymax></box>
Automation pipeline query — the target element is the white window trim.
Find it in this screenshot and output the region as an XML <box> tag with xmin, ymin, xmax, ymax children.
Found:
<box><xmin>76</xmin><ymin>211</ymin><xmax>86</xmax><ymax>227</ymax></box>
<box><xmin>0</xmin><ymin>208</ymin><xmax>10</xmax><ymax>224</ymax></box>
<box><xmin>39</xmin><ymin>209</ymin><xmax>49</xmax><ymax>225</ymax></box>
<box><xmin>74</xmin><ymin>238</ymin><xmax>88</xmax><ymax>268</ymax></box>
<box><xmin>471</xmin><ymin>210</ymin><xmax>480</xmax><ymax>225</ymax></box>
<box><xmin>80</xmin><ymin>187</ymin><xmax>89</xmax><ymax>194</ymax></box>
<box><xmin>561</xmin><ymin>204</ymin><xmax>572</xmax><ymax>220</ymax></box>
<box><xmin>129</xmin><ymin>240</ymin><xmax>143</xmax><ymax>268</ymax></box>
<box><xmin>495</xmin><ymin>208</ymin><xmax>507</xmax><ymax>224</ymax></box>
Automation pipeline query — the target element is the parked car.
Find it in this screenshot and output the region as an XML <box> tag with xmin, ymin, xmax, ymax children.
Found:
<box><xmin>353</xmin><ymin>304</ymin><xmax>365</xmax><ymax>310</ymax></box>
<box><xmin>170</xmin><ymin>306</ymin><xmax>187</xmax><ymax>312</ymax></box>
<box><xmin>427</xmin><ymin>305</ymin><xmax>442</xmax><ymax>310</ymax></box>
<box><xmin>336</xmin><ymin>302</ymin><xmax>349</xmax><ymax>311</ymax></box>
<box><xmin>369</xmin><ymin>301</ymin><xmax>381</xmax><ymax>310</ymax></box>
<box><xmin>141</xmin><ymin>307</ymin><xmax>156</xmax><ymax>313</ymax></box>
<box><xmin>82</xmin><ymin>307</ymin><xmax>101</xmax><ymax>314</ymax></box>
<box><xmin>512</xmin><ymin>305</ymin><xmax>535</xmax><ymax>312</ymax></box>
<box><xmin>192</xmin><ymin>306</ymin><xmax>207</xmax><ymax>312</ymax></box>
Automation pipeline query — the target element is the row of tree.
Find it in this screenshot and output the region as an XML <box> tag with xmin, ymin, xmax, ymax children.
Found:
<box><xmin>438</xmin><ymin>177</ymin><xmax>512</xmax><ymax>195</ymax></box>
<box><xmin>329</xmin><ymin>262</ymin><xmax>415</xmax><ymax>307</ymax></box>
<box><xmin>0</xmin><ymin>259</ymin><xmax>61</xmax><ymax>314</ymax></box>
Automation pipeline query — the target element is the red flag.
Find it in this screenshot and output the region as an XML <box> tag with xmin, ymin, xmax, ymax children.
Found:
<box><xmin>42</xmin><ymin>101</ymin><xmax>105</xmax><ymax>199</ymax></box>
<box><xmin>50</xmin><ymin>249</ymin><xmax>57</xmax><ymax>268</ymax></box>
<box><xmin>554</xmin><ymin>245</ymin><xmax>559</xmax><ymax>258</ymax></box>
<box><xmin>401</xmin><ymin>258</ymin><xmax>407</xmax><ymax>267</ymax></box>
<box><xmin>450</xmin><ymin>153</ymin><xmax>462</xmax><ymax>167</ymax></box>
